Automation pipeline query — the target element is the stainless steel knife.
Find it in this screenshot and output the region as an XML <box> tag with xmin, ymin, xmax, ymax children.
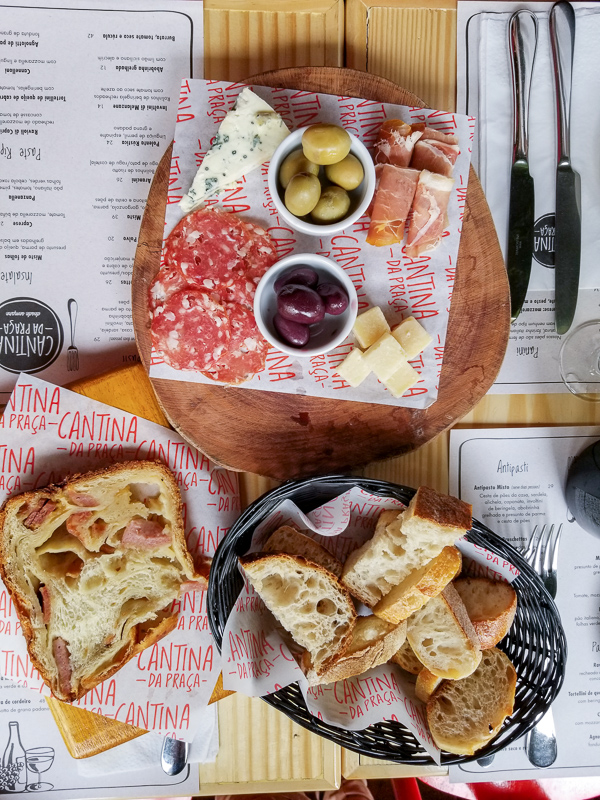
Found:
<box><xmin>550</xmin><ymin>1</ymin><xmax>581</xmax><ymax>335</ymax></box>
<box><xmin>507</xmin><ymin>10</ymin><xmax>538</xmax><ymax>322</ymax></box>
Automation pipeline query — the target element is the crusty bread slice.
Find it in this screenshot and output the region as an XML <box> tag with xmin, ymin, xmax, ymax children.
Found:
<box><xmin>263</xmin><ymin>526</ymin><xmax>342</xmax><ymax>578</ymax></box>
<box><xmin>302</xmin><ymin>615</ymin><xmax>407</xmax><ymax>686</ymax></box>
<box><xmin>407</xmin><ymin>583</ymin><xmax>481</xmax><ymax>679</ymax></box>
<box><xmin>415</xmin><ymin>667</ymin><xmax>442</xmax><ymax>703</ymax></box>
<box><xmin>0</xmin><ymin>461</ymin><xmax>205</xmax><ymax>702</ymax></box>
<box><xmin>427</xmin><ymin>648</ymin><xmax>517</xmax><ymax>755</ymax></box>
<box><xmin>390</xmin><ymin>638</ymin><xmax>423</xmax><ymax>675</ymax></box>
<box><xmin>239</xmin><ymin>553</ymin><xmax>356</xmax><ymax>676</ymax></box>
<box><xmin>454</xmin><ymin>578</ymin><xmax>517</xmax><ymax>649</ymax></box>
<box><xmin>341</xmin><ymin>488</ymin><xmax>471</xmax><ymax>607</ymax></box>
<box><xmin>374</xmin><ymin>546</ymin><xmax>462</xmax><ymax>624</ymax></box>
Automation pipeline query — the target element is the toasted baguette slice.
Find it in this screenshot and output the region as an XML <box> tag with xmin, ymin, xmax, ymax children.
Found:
<box><xmin>374</xmin><ymin>546</ymin><xmax>462</xmax><ymax>624</ymax></box>
<box><xmin>342</xmin><ymin>488</ymin><xmax>471</xmax><ymax>607</ymax></box>
<box><xmin>415</xmin><ymin>668</ymin><xmax>442</xmax><ymax>703</ymax></box>
<box><xmin>239</xmin><ymin>553</ymin><xmax>356</xmax><ymax>676</ymax></box>
<box><xmin>0</xmin><ymin>462</ymin><xmax>205</xmax><ymax>702</ymax></box>
<box><xmin>390</xmin><ymin>638</ymin><xmax>423</xmax><ymax>675</ymax></box>
<box><xmin>427</xmin><ymin>648</ymin><xmax>517</xmax><ymax>755</ymax></box>
<box><xmin>263</xmin><ymin>526</ymin><xmax>342</xmax><ymax>578</ymax></box>
<box><xmin>303</xmin><ymin>615</ymin><xmax>407</xmax><ymax>686</ymax></box>
<box><xmin>407</xmin><ymin>583</ymin><xmax>481</xmax><ymax>679</ymax></box>
<box><xmin>454</xmin><ymin>578</ymin><xmax>517</xmax><ymax>649</ymax></box>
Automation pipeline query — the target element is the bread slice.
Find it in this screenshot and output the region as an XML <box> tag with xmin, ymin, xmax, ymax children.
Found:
<box><xmin>341</xmin><ymin>488</ymin><xmax>471</xmax><ymax>607</ymax></box>
<box><xmin>427</xmin><ymin>648</ymin><xmax>517</xmax><ymax>755</ymax></box>
<box><xmin>239</xmin><ymin>553</ymin><xmax>356</xmax><ymax>676</ymax></box>
<box><xmin>263</xmin><ymin>526</ymin><xmax>342</xmax><ymax>578</ymax></box>
<box><xmin>390</xmin><ymin>638</ymin><xmax>423</xmax><ymax>675</ymax></box>
<box><xmin>407</xmin><ymin>583</ymin><xmax>481</xmax><ymax>679</ymax></box>
<box><xmin>374</xmin><ymin>546</ymin><xmax>462</xmax><ymax>624</ymax></box>
<box><xmin>454</xmin><ymin>578</ymin><xmax>517</xmax><ymax>649</ymax></box>
<box><xmin>0</xmin><ymin>461</ymin><xmax>206</xmax><ymax>702</ymax></box>
<box><xmin>303</xmin><ymin>615</ymin><xmax>407</xmax><ymax>686</ymax></box>
<box><xmin>415</xmin><ymin>667</ymin><xmax>442</xmax><ymax>703</ymax></box>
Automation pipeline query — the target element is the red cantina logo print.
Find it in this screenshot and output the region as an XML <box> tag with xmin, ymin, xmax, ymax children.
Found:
<box><xmin>0</xmin><ymin>446</ymin><xmax>35</xmax><ymax>494</ymax></box>
<box><xmin>136</xmin><ymin>640</ymin><xmax>214</xmax><ymax>694</ymax></box>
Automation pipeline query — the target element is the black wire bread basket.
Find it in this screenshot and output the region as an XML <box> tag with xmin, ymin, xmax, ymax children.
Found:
<box><xmin>207</xmin><ymin>475</ymin><xmax>567</xmax><ymax>765</ymax></box>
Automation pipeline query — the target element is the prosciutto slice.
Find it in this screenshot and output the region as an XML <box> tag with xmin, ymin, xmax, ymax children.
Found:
<box><xmin>410</xmin><ymin>139</ymin><xmax>460</xmax><ymax>178</ymax></box>
<box><xmin>411</xmin><ymin>124</ymin><xmax>458</xmax><ymax>145</ymax></box>
<box><xmin>405</xmin><ymin>170</ymin><xmax>454</xmax><ymax>257</ymax></box>
<box><xmin>366</xmin><ymin>165</ymin><xmax>420</xmax><ymax>247</ymax></box>
<box><xmin>373</xmin><ymin>120</ymin><xmax>423</xmax><ymax>167</ymax></box>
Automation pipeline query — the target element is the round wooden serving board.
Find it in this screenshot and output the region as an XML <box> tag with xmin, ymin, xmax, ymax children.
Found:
<box><xmin>132</xmin><ymin>67</ymin><xmax>510</xmax><ymax>480</ymax></box>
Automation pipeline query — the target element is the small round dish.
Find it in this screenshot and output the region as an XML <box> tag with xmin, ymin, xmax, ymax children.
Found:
<box><xmin>254</xmin><ymin>253</ymin><xmax>358</xmax><ymax>358</ymax></box>
<box><xmin>267</xmin><ymin>127</ymin><xmax>376</xmax><ymax>237</ymax></box>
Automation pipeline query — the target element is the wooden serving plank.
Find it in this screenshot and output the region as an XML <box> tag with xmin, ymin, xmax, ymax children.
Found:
<box><xmin>204</xmin><ymin>0</ymin><xmax>344</xmax><ymax>80</ymax></box>
<box><xmin>346</xmin><ymin>0</ymin><xmax>457</xmax><ymax>113</ymax></box>
<box><xmin>132</xmin><ymin>66</ymin><xmax>510</xmax><ymax>480</ymax></box>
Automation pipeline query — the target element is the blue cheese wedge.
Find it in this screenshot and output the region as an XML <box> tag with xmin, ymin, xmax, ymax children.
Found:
<box><xmin>180</xmin><ymin>88</ymin><xmax>290</xmax><ymax>212</ymax></box>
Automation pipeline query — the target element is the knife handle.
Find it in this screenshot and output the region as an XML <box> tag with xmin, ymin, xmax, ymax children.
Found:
<box><xmin>550</xmin><ymin>1</ymin><xmax>576</xmax><ymax>164</ymax></box>
<box><xmin>509</xmin><ymin>10</ymin><xmax>538</xmax><ymax>162</ymax></box>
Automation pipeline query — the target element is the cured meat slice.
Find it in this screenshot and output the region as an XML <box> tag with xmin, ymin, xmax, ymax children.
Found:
<box><xmin>149</xmin><ymin>264</ymin><xmax>190</xmax><ymax>311</ymax></box>
<box><xmin>410</xmin><ymin>140</ymin><xmax>460</xmax><ymax>178</ymax></box>
<box><xmin>203</xmin><ymin>302</ymin><xmax>269</xmax><ymax>385</ymax></box>
<box><xmin>152</xmin><ymin>289</ymin><xmax>230</xmax><ymax>372</ymax></box>
<box><xmin>238</xmin><ymin>220</ymin><xmax>279</xmax><ymax>281</ymax></box>
<box><xmin>121</xmin><ymin>518</ymin><xmax>171</xmax><ymax>549</ymax></box>
<box><xmin>373</xmin><ymin>120</ymin><xmax>423</xmax><ymax>167</ymax></box>
<box><xmin>411</xmin><ymin>124</ymin><xmax>458</xmax><ymax>145</ymax></box>
<box><xmin>366</xmin><ymin>165</ymin><xmax>420</xmax><ymax>247</ymax></box>
<box><xmin>405</xmin><ymin>170</ymin><xmax>454</xmax><ymax>258</ymax></box>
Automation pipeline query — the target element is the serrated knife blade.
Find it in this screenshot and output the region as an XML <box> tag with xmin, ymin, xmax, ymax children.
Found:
<box><xmin>507</xmin><ymin>10</ymin><xmax>538</xmax><ymax>322</ymax></box>
<box><xmin>551</xmin><ymin>1</ymin><xmax>581</xmax><ymax>335</ymax></box>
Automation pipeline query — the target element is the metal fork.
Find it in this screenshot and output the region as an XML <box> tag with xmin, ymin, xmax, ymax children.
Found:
<box><xmin>476</xmin><ymin>523</ymin><xmax>563</xmax><ymax>769</ymax></box>
<box><xmin>66</xmin><ymin>298</ymin><xmax>79</xmax><ymax>372</ymax></box>
<box><xmin>523</xmin><ymin>522</ymin><xmax>563</xmax><ymax>768</ymax></box>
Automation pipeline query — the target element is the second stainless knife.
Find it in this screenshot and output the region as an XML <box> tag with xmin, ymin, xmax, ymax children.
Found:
<box><xmin>507</xmin><ymin>10</ymin><xmax>538</xmax><ymax>322</ymax></box>
<box><xmin>550</xmin><ymin>1</ymin><xmax>581</xmax><ymax>335</ymax></box>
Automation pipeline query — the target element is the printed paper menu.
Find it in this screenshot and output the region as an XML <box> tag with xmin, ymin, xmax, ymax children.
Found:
<box><xmin>148</xmin><ymin>79</ymin><xmax>475</xmax><ymax>409</ymax></box>
<box><xmin>0</xmin><ymin>0</ymin><xmax>204</xmax><ymax>404</ymax></box>
<box><xmin>449</xmin><ymin>425</ymin><xmax>600</xmax><ymax>781</ymax></box>
<box><xmin>0</xmin><ymin>374</ymin><xmax>240</xmax><ymax>743</ymax></box>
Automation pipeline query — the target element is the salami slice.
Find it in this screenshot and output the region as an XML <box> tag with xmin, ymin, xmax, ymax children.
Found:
<box><xmin>203</xmin><ymin>303</ymin><xmax>269</xmax><ymax>385</ymax></box>
<box><xmin>151</xmin><ymin>289</ymin><xmax>230</xmax><ymax>372</ymax></box>
<box><xmin>149</xmin><ymin>263</ymin><xmax>190</xmax><ymax>311</ymax></box>
<box><xmin>152</xmin><ymin>207</ymin><xmax>278</xmax><ymax>383</ymax></box>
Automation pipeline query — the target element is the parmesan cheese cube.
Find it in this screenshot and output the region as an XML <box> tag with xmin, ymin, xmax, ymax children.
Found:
<box><xmin>391</xmin><ymin>316</ymin><xmax>433</xmax><ymax>359</ymax></box>
<box><xmin>363</xmin><ymin>333</ymin><xmax>408</xmax><ymax>381</ymax></box>
<box><xmin>384</xmin><ymin>360</ymin><xmax>420</xmax><ymax>398</ymax></box>
<box><xmin>335</xmin><ymin>348</ymin><xmax>371</xmax><ymax>387</ymax></box>
<box><xmin>353</xmin><ymin>307</ymin><xmax>390</xmax><ymax>349</ymax></box>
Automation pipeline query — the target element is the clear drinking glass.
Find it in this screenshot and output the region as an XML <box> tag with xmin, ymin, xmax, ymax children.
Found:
<box><xmin>25</xmin><ymin>747</ymin><xmax>54</xmax><ymax>791</ymax></box>
<box><xmin>559</xmin><ymin>321</ymin><xmax>600</xmax><ymax>401</ymax></box>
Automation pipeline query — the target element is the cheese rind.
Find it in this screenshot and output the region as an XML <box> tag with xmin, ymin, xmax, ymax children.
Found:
<box><xmin>180</xmin><ymin>88</ymin><xmax>290</xmax><ymax>212</ymax></box>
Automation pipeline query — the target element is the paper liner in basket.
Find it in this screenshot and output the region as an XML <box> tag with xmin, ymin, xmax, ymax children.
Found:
<box><xmin>0</xmin><ymin>375</ymin><xmax>241</xmax><ymax>742</ymax></box>
<box><xmin>221</xmin><ymin>487</ymin><xmax>519</xmax><ymax>763</ymax></box>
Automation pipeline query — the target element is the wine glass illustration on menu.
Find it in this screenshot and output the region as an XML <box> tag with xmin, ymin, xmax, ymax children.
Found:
<box><xmin>25</xmin><ymin>747</ymin><xmax>55</xmax><ymax>791</ymax></box>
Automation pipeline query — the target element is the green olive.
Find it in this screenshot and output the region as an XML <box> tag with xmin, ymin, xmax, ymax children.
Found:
<box><xmin>310</xmin><ymin>185</ymin><xmax>351</xmax><ymax>223</ymax></box>
<box><xmin>302</xmin><ymin>123</ymin><xmax>352</xmax><ymax>166</ymax></box>
<box><xmin>284</xmin><ymin>172</ymin><xmax>322</xmax><ymax>217</ymax></box>
<box><xmin>325</xmin><ymin>153</ymin><xmax>364</xmax><ymax>191</ymax></box>
<box><xmin>279</xmin><ymin>149</ymin><xmax>320</xmax><ymax>189</ymax></box>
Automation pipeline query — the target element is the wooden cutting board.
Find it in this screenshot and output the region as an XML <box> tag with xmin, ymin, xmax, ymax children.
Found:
<box><xmin>132</xmin><ymin>66</ymin><xmax>510</xmax><ymax>481</ymax></box>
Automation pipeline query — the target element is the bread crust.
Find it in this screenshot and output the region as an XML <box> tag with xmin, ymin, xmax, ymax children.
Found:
<box><xmin>405</xmin><ymin>486</ymin><xmax>472</xmax><ymax>532</ymax></box>
<box><xmin>263</xmin><ymin>526</ymin><xmax>342</xmax><ymax>578</ymax></box>
<box><xmin>454</xmin><ymin>578</ymin><xmax>517</xmax><ymax>649</ymax></box>
<box><xmin>374</xmin><ymin>546</ymin><xmax>462</xmax><ymax>624</ymax></box>
<box><xmin>0</xmin><ymin>461</ymin><xmax>201</xmax><ymax>702</ymax></box>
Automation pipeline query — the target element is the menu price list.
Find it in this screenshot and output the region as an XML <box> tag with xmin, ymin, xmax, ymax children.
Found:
<box><xmin>0</xmin><ymin>0</ymin><xmax>204</xmax><ymax>402</ymax></box>
<box><xmin>449</xmin><ymin>426</ymin><xmax>600</xmax><ymax>781</ymax></box>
